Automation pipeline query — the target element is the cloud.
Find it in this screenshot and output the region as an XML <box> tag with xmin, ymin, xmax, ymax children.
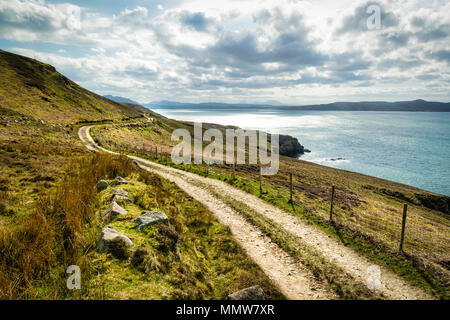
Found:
<box><xmin>428</xmin><ymin>50</ymin><xmax>450</xmax><ymax>64</ymax></box>
<box><xmin>115</xmin><ymin>6</ymin><xmax>148</xmax><ymax>24</ymax></box>
<box><xmin>179</xmin><ymin>11</ymin><xmax>217</xmax><ymax>32</ymax></box>
<box><xmin>0</xmin><ymin>0</ymin><xmax>82</xmax><ymax>40</ymax></box>
<box><xmin>336</xmin><ymin>1</ymin><xmax>398</xmax><ymax>34</ymax></box>
<box><xmin>1</xmin><ymin>0</ymin><xmax>449</xmax><ymax>103</ymax></box>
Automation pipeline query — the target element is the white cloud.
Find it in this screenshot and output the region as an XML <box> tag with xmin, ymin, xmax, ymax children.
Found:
<box><xmin>1</xmin><ymin>0</ymin><xmax>449</xmax><ymax>103</ymax></box>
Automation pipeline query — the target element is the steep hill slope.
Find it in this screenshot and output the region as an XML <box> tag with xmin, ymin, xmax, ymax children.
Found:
<box><xmin>0</xmin><ymin>50</ymin><xmax>285</xmax><ymax>300</ymax></box>
<box><xmin>0</xmin><ymin>49</ymin><xmax>144</xmax><ymax>123</ymax></box>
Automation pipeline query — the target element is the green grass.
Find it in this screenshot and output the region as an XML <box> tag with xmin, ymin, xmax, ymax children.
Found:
<box><xmin>78</xmin><ymin>167</ymin><xmax>283</xmax><ymax>300</ymax></box>
<box><xmin>0</xmin><ymin>49</ymin><xmax>144</xmax><ymax>123</ymax></box>
<box><xmin>92</xmin><ymin>125</ymin><xmax>449</xmax><ymax>299</ymax></box>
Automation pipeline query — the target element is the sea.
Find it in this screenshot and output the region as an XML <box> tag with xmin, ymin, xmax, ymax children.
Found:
<box><xmin>153</xmin><ymin>107</ymin><xmax>450</xmax><ymax>196</ymax></box>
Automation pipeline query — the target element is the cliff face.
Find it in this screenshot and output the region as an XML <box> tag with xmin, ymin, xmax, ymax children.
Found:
<box><xmin>279</xmin><ymin>135</ymin><xmax>307</xmax><ymax>158</ymax></box>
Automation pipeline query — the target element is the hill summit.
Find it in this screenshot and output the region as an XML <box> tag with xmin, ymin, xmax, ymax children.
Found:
<box><xmin>0</xmin><ymin>50</ymin><xmax>143</xmax><ymax>123</ymax></box>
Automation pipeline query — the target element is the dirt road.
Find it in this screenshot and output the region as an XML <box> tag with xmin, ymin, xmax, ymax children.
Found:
<box><xmin>79</xmin><ymin>125</ymin><xmax>433</xmax><ymax>300</ymax></box>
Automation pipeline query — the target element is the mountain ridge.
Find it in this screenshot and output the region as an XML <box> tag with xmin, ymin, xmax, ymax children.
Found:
<box><xmin>0</xmin><ymin>49</ymin><xmax>144</xmax><ymax>123</ymax></box>
<box><xmin>107</xmin><ymin>95</ymin><xmax>450</xmax><ymax>112</ymax></box>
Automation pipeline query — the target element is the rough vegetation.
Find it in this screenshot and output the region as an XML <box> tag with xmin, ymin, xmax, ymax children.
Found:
<box><xmin>0</xmin><ymin>50</ymin><xmax>281</xmax><ymax>299</ymax></box>
<box><xmin>92</xmin><ymin>117</ymin><xmax>450</xmax><ymax>299</ymax></box>
<box><xmin>1</xmin><ymin>49</ymin><xmax>449</xmax><ymax>300</ymax></box>
<box><xmin>0</xmin><ymin>49</ymin><xmax>143</xmax><ymax>123</ymax></box>
<box><xmin>0</xmin><ymin>153</ymin><xmax>282</xmax><ymax>299</ymax></box>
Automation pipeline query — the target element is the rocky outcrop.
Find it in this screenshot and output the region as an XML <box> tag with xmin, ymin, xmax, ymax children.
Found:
<box><xmin>278</xmin><ymin>135</ymin><xmax>307</xmax><ymax>158</ymax></box>
<box><xmin>97</xmin><ymin>226</ymin><xmax>133</xmax><ymax>259</ymax></box>
<box><xmin>228</xmin><ymin>285</ymin><xmax>266</xmax><ymax>300</ymax></box>
<box><xmin>135</xmin><ymin>211</ymin><xmax>169</xmax><ymax>230</ymax></box>
<box><xmin>103</xmin><ymin>201</ymin><xmax>127</xmax><ymax>223</ymax></box>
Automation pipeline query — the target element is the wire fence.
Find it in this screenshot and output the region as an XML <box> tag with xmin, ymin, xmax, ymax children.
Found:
<box><xmin>112</xmin><ymin>142</ymin><xmax>450</xmax><ymax>270</ymax></box>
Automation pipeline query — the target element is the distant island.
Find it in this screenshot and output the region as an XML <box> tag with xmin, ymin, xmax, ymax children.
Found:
<box><xmin>104</xmin><ymin>96</ymin><xmax>450</xmax><ymax>112</ymax></box>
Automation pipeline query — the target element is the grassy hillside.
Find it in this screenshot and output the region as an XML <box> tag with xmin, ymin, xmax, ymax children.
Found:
<box><xmin>0</xmin><ymin>49</ymin><xmax>144</xmax><ymax>123</ymax></box>
<box><xmin>0</xmin><ymin>49</ymin><xmax>448</xmax><ymax>299</ymax></box>
<box><xmin>91</xmin><ymin>117</ymin><xmax>450</xmax><ymax>298</ymax></box>
<box><xmin>0</xmin><ymin>50</ymin><xmax>283</xmax><ymax>299</ymax></box>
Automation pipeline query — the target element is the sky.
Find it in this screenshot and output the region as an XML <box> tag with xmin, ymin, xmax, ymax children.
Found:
<box><xmin>0</xmin><ymin>0</ymin><xmax>449</xmax><ymax>105</ymax></box>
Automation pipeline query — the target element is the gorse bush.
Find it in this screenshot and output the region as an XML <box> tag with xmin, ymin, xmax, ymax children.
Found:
<box><xmin>0</xmin><ymin>153</ymin><xmax>132</xmax><ymax>299</ymax></box>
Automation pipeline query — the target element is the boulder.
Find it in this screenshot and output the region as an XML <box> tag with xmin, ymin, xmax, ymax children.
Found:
<box><xmin>135</xmin><ymin>211</ymin><xmax>169</xmax><ymax>230</ymax></box>
<box><xmin>111</xmin><ymin>176</ymin><xmax>129</xmax><ymax>186</ymax></box>
<box><xmin>97</xmin><ymin>226</ymin><xmax>133</xmax><ymax>259</ymax></box>
<box><xmin>228</xmin><ymin>286</ymin><xmax>266</xmax><ymax>300</ymax></box>
<box><xmin>102</xmin><ymin>201</ymin><xmax>127</xmax><ymax>223</ymax></box>
<box><xmin>97</xmin><ymin>180</ymin><xmax>108</xmax><ymax>192</ymax></box>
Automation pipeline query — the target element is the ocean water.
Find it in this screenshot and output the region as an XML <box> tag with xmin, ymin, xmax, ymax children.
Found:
<box><xmin>154</xmin><ymin>108</ymin><xmax>450</xmax><ymax>196</ymax></box>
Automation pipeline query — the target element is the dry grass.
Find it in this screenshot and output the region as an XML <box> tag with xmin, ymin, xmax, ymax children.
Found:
<box><xmin>0</xmin><ymin>153</ymin><xmax>133</xmax><ymax>299</ymax></box>
<box><xmin>92</xmin><ymin>122</ymin><xmax>450</xmax><ymax>298</ymax></box>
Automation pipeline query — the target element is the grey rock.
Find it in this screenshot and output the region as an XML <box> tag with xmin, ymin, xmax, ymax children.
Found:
<box><xmin>97</xmin><ymin>180</ymin><xmax>108</xmax><ymax>191</ymax></box>
<box><xmin>102</xmin><ymin>201</ymin><xmax>127</xmax><ymax>223</ymax></box>
<box><xmin>97</xmin><ymin>226</ymin><xmax>133</xmax><ymax>258</ymax></box>
<box><xmin>110</xmin><ymin>195</ymin><xmax>132</xmax><ymax>203</ymax></box>
<box><xmin>111</xmin><ymin>188</ymin><xmax>129</xmax><ymax>197</ymax></box>
<box><xmin>135</xmin><ymin>211</ymin><xmax>169</xmax><ymax>230</ymax></box>
<box><xmin>228</xmin><ymin>286</ymin><xmax>266</xmax><ymax>300</ymax></box>
<box><xmin>111</xmin><ymin>176</ymin><xmax>129</xmax><ymax>186</ymax></box>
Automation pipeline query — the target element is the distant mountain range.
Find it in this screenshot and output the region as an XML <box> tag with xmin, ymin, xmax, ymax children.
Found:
<box><xmin>104</xmin><ymin>95</ymin><xmax>140</xmax><ymax>105</ymax></box>
<box><xmin>104</xmin><ymin>96</ymin><xmax>450</xmax><ymax>112</ymax></box>
<box><xmin>280</xmin><ymin>100</ymin><xmax>450</xmax><ymax>112</ymax></box>
<box><xmin>143</xmin><ymin>100</ymin><xmax>278</xmax><ymax>108</ymax></box>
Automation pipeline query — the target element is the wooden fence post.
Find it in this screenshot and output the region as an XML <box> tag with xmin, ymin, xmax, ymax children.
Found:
<box><xmin>329</xmin><ymin>185</ymin><xmax>335</xmax><ymax>222</ymax></box>
<box><xmin>289</xmin><ymin>173</ymin><xmax>293</xmax><ymax>203</ymax></box>
<box><xmin>232</xmin><ymin>163</ymin><xmax>236</xmax><ymax>180</ymax></box>
<box><xmin>399</xmin><ymin>204</ymin><xmax>408</xmax><ymax>252</ymax></box>
<box><xmin>259</xmin><ymin>165</ymin><xmax>263</xmax><ymax>195</ymax></box>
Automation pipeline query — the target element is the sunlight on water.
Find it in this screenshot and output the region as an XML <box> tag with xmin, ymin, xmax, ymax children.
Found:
<box><xmin>155</xmin><ymin>108</ymin><xmax>450</xmax><ymax>196</ymax></box>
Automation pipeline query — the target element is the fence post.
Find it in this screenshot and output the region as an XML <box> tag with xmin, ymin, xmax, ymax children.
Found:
<box><xmin>259</xmin><ymin>165</ymin><xmax>263</xmax><ymax>195</ymax></box>
<box><xmin>232</xmin><ymin>163</ymin><xmax>236</xmax><ymax>180</ymax></box>
<box><xmin>289</xmin><ymin>173</ymin><xmax>293</xmax><ymax>203</ymax></box>
<box><xmin>329</xmin><ymin>185</ymin><xmax>335</xmax><ymax>222</ymax></box>
<box><xmin>399</xmin><ymin>204</ymin><xmax>408</xmax><ymax>252</ymax></box>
